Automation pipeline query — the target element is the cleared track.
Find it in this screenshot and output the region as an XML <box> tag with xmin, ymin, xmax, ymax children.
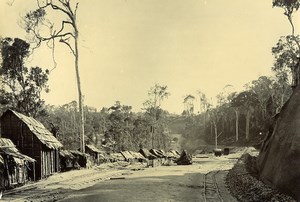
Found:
<box><xmin>3</xmin><ymin>168</ymin><xmax>127</xmax><ymax>202</ymax></box>
<box><xmin>203</xmin><ymin>170</ymin><xmax>224</xmax><ymax>202</ymax></box>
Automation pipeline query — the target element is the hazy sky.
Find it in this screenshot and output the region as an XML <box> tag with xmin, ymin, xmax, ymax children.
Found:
<box><xmin>0</xmin><ymin>0</ymin><xmax>299</xmax><ymax>114</ymax></box>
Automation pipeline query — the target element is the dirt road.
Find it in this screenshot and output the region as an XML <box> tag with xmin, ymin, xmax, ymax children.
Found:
<box><xmin>59</xmin><ymin>153</ymin><xmax>244</xmax><ymax>202</ymax></box>
<box><xmin>3</xmin><ymin>147</ymin><xmax>254</xmax><ymax>202</ymax></box>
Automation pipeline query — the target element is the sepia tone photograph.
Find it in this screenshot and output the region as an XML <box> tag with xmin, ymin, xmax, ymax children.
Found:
<box><xmin>0</xmin><ymin>0</ymin><xmax>299</xmax><ymax>201</ymax></box>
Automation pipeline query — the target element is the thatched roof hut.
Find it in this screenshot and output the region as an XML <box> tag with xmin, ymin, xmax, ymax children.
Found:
<box><xmin>0</xmin><ymin>138</ymin><xmax>35</xmax><ymax>163</ymax></box>
<box><xmin>0</xmin><ymin>109</ymin><xmax>63</xmax><ymax>180</ymax></box>
<box><xmin>120</xmin><ymin>151</ymin><xmax>134</xmax><ymax>162</ymax></box>
<box><xmin>85</xmin><ymin>144</ymin><xmax>107</xmax><ymax>165</ymax></box>
<box><xmin>129</xmin><ymin>151</ymin><xmax>147</xmax><ymax>162</ymax></box>
<box><xmin>69</xmin><ymin>150</ymin><xmax>91</xmax><ymax>168</ymax></box>
<box><xmin>149</xmin><ymin>149</ymin><xmax>164</xmax><ymax>158</ymax></box>
<box><xmin>59</xmin><ymin>150</ymin><xmax>75</xmax><ymax>159</ymax></box>
<box><xmin>139</xmin><ymin>148</ymin><xmax>157</xmax><ymax>160</ymax></box>
<box><xmin>0</xmin><ymin>138</ymin><xmax>35</xmax><ymax>187</ymax></box>
<box><xmin>59</xmin><ymin>150</ymin><xmax>75</xmax><ymax>171</ymax></box>
<box><xmin>109</xmin><ymin>152</ymin><xmax>125</xmax><ymax>162</ymax></box>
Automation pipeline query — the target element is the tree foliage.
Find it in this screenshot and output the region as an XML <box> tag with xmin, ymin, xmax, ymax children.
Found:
<box><xmin>272</xmin><ymin>35</ymin><xmax>300</xmax><ymax>85</ymax></box>
<box><xmin>43</xmin><ymin>100</ymin><xmax>170</xmax><ymax>152</ymax></box>
<box><xmin>143</xmin><ymin>84</ymin><xmax>170</xmax><ymax>149</ymax></box>
<box><xmin>272</xmin><ymin>0</ymin><xmax>300</xmax><ymax>87</ymax></box>
<box><xmin>0</xmin><ymin>37</ymin><xmax>49</xmax><ymax>117</ymax></box>
<box><xmin>175</xmin><ymin>74</ymin><xmax>292</xmax><ymax>151</ymax></box>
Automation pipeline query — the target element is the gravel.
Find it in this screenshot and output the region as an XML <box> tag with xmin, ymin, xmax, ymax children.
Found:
<box><xmin>226</xmin><ymin>153</ymin><xmax>296</xmax><ymax>202</ymax></box>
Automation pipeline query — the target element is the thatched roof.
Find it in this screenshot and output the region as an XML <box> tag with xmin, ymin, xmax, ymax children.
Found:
<box><xmin>0</xmin><ymin>138</ymin><xmax>35</xmax><ymax>162</ymax></box>
<box><xmin>109</xmin><ymin>152</ymin><xmax>125</xmax><ymax>161</ymax></box>
<box><xmin>139</xmin><ymin>148</ymin><xmax>157</xmax><ymax>159</ymax></box>
<box><xmin>59</xmin><ymin>150</ymin><xmax>75</xmax><ymax>159</ymax></box>
<box><xmin>129</xmin><ymin>151</ymin><xmax>146</xmax><ymax>160</ymax></box>
<box><xmin>5</xmin><ymin>110</ymin><xmax>63</xmax><ymax>149</ymax></box>
<box><xmin>120</xmin><ymin>151</ymin><xmax>134</xmax><ymax>160</ymax></box>
<box><xmin>150</xmin><ymin>149</ymin><xmax>164</xmax><ymax>158</ymax></box>
<box><xmin>166</xmin><ymin>150</ymin><xmax>180</xmax><ymax>158</ymax></box>
<box><xmin>70</xmin><ymin>150</ymin><xmax>89</xmax><ymax>157</ymax></box>
<box><xmin>170</xmin><ymin>150</ymin><xmax>180</xmax><ymax>155</ymax></box>
<box><xmin>85</xmin><ymin>144</ymin><xmax>103</xmax><ymax>153</ymax></box>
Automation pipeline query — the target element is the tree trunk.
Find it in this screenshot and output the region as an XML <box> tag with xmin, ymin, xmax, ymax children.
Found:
<box><xmin>245</xmin><ymin>110</ymin><xmax>251</xmax><ymax>140</ymax></box>
<box><xmin>210</xmin><ymin>121</ymin><xmax>213</xmax><ymax>140</ymax></box>
<box><xmin>235</xmin><ymin>110</ymin><xmax>239</xmax><ymax>142</ymax></box>
<box><xmin>204</xmin><ymin>112</ymin><xmax>206</xmax><ymax>128</ymax></box>
<box><xmin>74</xmin><ymin>27</ymin><xmax>85</xmax><ymax>153</ymax></box>
<box><xmin>213</xmin><ymin>121</ymin><xmax>218</xmax><ymax>149</ymax></box>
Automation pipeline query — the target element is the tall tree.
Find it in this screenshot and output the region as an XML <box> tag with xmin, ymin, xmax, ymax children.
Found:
<box><xmin>272</xmin><ymin>0</ymin><xmax>300</xmax><ymax>87</ymax></box>
<box><xmin>273</xmin><ymin>0</ymin><xmax>300</xmax><ymax>35</ymax></box>
<box><xmin>207</xmin><ymin>107</ymin><xmax>223</xmax><ymax>149</ymax></box>
<box><xmin>231</xmin><ymin>91</ymin><xmax>258</xmax><ymax>140</ymax></box>
<box><xmin>272</xmin><ymin>35</ymin><xmax>300</xmax><ymax>87</ymax></box>
<box><xmin>0</xmin><ymin>37</ymin><xmax>49</xmax><ymax>117</ymax></box>
<box><xmin>143</xmin><ymin>84</ymin><xmax>170</xmax><ymax>149</ymax></box>
<box><xmin>105</xmin><ymin>101</ymin><xmax>134</xmax><ymax>151</ymax></box>
<box><xmin>246</xmin><ymin>76</ymin><xmax>274</xmax><ymax>120</ymax></box>
<box><xmin>23</xmin><ymin>0</ymin><xmax>85</xmax><ymax>152</ymax></box>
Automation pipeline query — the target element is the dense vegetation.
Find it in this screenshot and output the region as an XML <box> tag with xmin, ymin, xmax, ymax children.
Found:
<box><xmin>177</xmin><ymin>76</ymin><xmax>292</xmax><ymax>152</ymax></box>
<box><xmin>38</xmin><ymin>84</ymin><xmax>172</xmax><ymax>152</ymax></box>
<box><xmin>41</xmin><ymin>100</ymin><xmax>171</xmax><ymax>152</ymax></box>
<box><xmin>1</xmin><ymin>0</ymin><xmax>300</xmax><ymax>152</ymax></box>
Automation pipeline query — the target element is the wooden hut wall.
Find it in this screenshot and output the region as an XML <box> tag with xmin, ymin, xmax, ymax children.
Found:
<box><xmin>1</xmin><ymin>113</ymin><xmax>38</xmax><ymax>157</ymax></box>
<box><xmin>41</xmin><ymin>148</ymin><xmax>58</xmax><ymax>178</ymax></box>
<box><xmin>0</xmin><ymin>155</ymin><xmax>28</xmax><ymax>188</ymax></box>
<box><xmin>55</xmin><ymin>149</ymin><xmax>60</xmax><ymax>172</ymax></box>
<box><xmin>1</xmin><ymin>111</ymin><xmax>60</xmax><ymax>180</ymax></box>
<box><xmin>1</xmin><ymin>113</ymin><xmax>40</xmax><ymax>180</ymax></box>
<box><xmin>0</xmin><ymin>156</ymin><xmax>5</xmax><ymax>189</ymax></box>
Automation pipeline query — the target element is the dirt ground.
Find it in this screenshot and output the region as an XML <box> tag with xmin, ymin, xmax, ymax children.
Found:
<box><xmin>2</xmin><ymin>147</ymin><xmax>255</xmax><ymax>202</ymax></box>
<box><xmin>60</xmin><ymin>165</ymin><xmax>237</xmax><ymax>202</ymax></box>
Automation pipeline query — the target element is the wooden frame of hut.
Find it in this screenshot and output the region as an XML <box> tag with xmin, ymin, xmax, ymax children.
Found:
<box><xmin>128</xmin><ymin>151</ymin><xmax>147</xmax><ymax>162</ymax></box>
<box><xmin>139</xmin><ymin>148</ymin><xmax>156</xmax><ymax>160</ymax></box>
<box><xmin>85</xmin><ymin>144</ymin><xmax>104</xmax><ymax>165</ymax></box>
<box><xmin>109</xmin><ymin>152</ymin><xmax>125</xmax><ymax>162</ymax></box>
<box><xmin>69</xmin><ymin>150</ymin><xmax>91</xmax><ymax>168</ymax></box>
<box><xmin>0</xmin><ymin>138</ymin><xmax>35</xmax><ymax>188</ymax></box>
<box><xmin>120</xmin><ymin>151</ymin><xmax>135</xmax><ymax>162</ymax></box>
<box><xmin>59</xmin><ymin>150</ymin><xmax>75</xmax><ymax>171</ymax></box>
<box><xmin>0</xmin><ymin>110</ymin><xmax>63</xmax><ymax>180</ymax></box>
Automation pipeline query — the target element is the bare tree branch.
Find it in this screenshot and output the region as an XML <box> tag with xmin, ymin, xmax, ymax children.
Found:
<box><xmin>59</xmin><ymin>38</ymin><xmax>75</xmax><ymax>56</ymax></box>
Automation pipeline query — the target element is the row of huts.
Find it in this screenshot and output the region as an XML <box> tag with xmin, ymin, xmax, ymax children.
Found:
<box><xmin>0</xmin><ymin>110</ymin><xmax>107</xmax><ymax>184</ymax></box>
<box><xmin>0</xmin><ymin>109</ymin><xmax>182</xmax><ymax>190</ymax></box>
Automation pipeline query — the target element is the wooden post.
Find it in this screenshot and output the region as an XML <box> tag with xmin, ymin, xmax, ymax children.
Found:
<box><xmin>33</xmin><ymin>162</ymin><xmax>36</xmax><ymax>181</ymax></box>
<box><xmin>5</xmin><ymin>157</ymin><xmax>10</xmax><ymax>187</ymax></box>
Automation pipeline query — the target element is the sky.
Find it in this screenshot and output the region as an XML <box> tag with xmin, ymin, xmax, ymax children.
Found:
<box><xmin>0</xmin><ymin>0</ymin><xmax>299</xmax><ymax>114</ymax></box>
